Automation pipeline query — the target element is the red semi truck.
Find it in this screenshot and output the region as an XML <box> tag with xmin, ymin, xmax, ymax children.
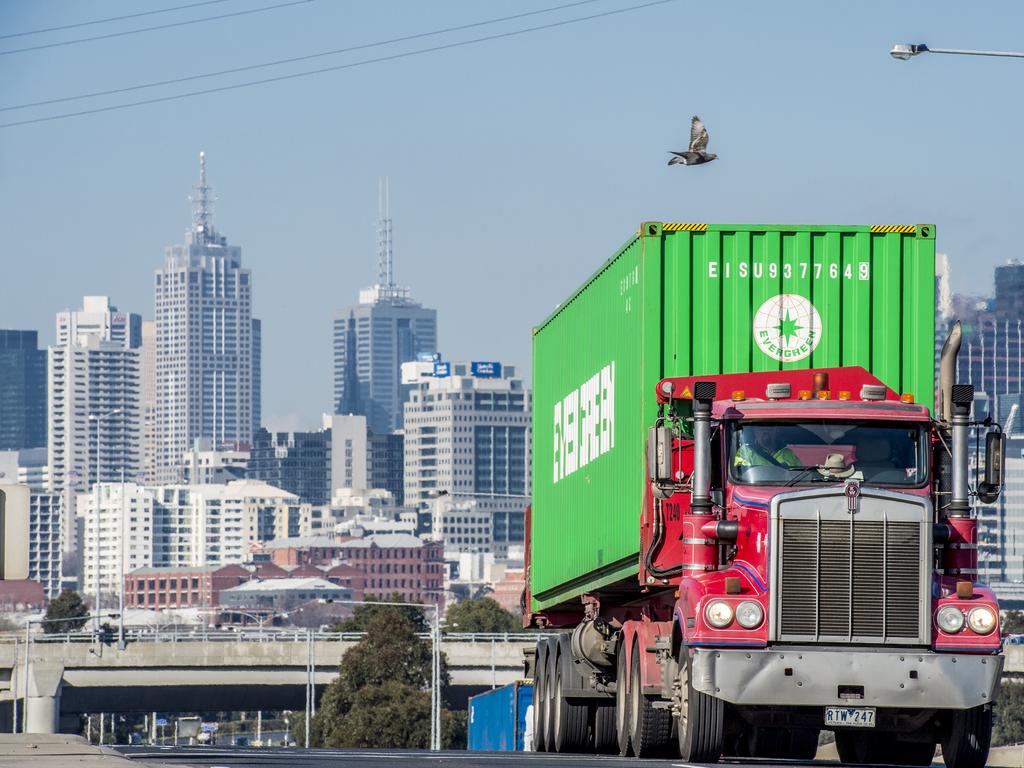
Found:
<box><xmin>526</xmin><ymin>224</ymin><xmax>1006</xmax><ymax>766</ymax></box>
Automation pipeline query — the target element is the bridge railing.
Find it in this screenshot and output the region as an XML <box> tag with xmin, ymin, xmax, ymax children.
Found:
<box><xmin>0</xmin><ymin>628</ymin><xmax>547</xmax><ymax>645</ymax></box>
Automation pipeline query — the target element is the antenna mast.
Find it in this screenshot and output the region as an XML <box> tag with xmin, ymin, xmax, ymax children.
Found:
<box><xmin>190</xmin><ymin>151</ymin><xmax>216</xmax><ymax>244</ymax></box>
<box><xmin>376</xmin><ymin>176</ymin><xmax>395</xmax><ymax>291</ymax></box>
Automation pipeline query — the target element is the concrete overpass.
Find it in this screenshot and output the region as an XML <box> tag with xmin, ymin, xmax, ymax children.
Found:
<box><xmin>0</xmin><ymin>632</ymin><xmax>538</xmax><ymax>734</ymax></box>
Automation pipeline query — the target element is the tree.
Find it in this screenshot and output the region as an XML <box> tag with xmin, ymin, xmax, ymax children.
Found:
<box><xmin>444</xmin><ymin>597</ymin><xmax>520</xmax><ymax>633</ymax></box>
<box><xmin>1004</xmin><ymin>611</ymin><xmax>1024</xmax><ymax>635</ymax></box>
<box><xmin>330</xmin><ymin>592</ymin><xmax>431</xmax><ymax>633</ymax></box>
<box><xmin>43</xmin><ymin>589</ymin><xmax>89</xmax><ymax>634</ymax></box>
<box><xmin>312</xmin><ymin>604</ymin><xmax>459</xmax><ymax>748</ymax></box>
<box><xmin>994</xmin><ymin>681</ymin><xmax>1024</xmax><ymax>746</ymax></box>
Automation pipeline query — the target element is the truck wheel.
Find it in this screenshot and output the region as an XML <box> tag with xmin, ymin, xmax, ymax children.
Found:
<box><xmin>629</xmin><ymin>639</ymin><xmax>673</xmax><ymax>757</ymax></box>
<box><xmin>941</xmin><ymin>705</ymin><xmax>992</xmax><ymax>768</ymax></box>
<box><xmin>592</xmin><ymin>704</ymin><xmax>616</xmax><ymax>753</ymax></box>
<box><xmin>552</xmin><ymin>649</ymin><xmax>589</xmax><ymax>752</ymax></box>
<box><xmin>615</xmin><ymin>645</ymin><xmax>631</xmax><ymax>756</ymax></box>
<box><xmin>676</xmin><ymin>647</ymin><xmax>723</xmax><ymax>762</ymax></box>
<box><xmin>543</xmin><ymin>640</ymin><xmax>558</xmax><ymax>753</ymax></box>
<box><xmin>533</xmin><ymin>640</ymin><xmax>549</xmax><ymax>752</ymax></box>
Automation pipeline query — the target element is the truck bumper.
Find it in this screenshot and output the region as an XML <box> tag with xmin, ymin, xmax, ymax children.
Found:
<box><xmin>690</xmin><ymin>647</ymin><xmax>1002</xmax><ymax>710</ymax></box>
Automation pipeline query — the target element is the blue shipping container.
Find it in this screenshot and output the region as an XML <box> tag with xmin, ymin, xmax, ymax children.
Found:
<box><xmin>468</xmin><ymin>681</ymin><xmax>533</xmax><ymax>751</ymax></box>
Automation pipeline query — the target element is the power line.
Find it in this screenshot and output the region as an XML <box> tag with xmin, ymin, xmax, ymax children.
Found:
<box><xmin>1</xmin><ymin>0</ymin><xmax>676</xmax><ymax>129</ymax></box>
<box><xmin>0</xmin><ymin>0</ymin><xmax>314</xmax><ymax>56</ymax></box>
<box><xmin>1</xmin><ymin>0</ymin><xmax>603</xmax><ymax>113</ymax></box>
<box><xmin>0</xmin><ymin>0</ymin><xmax>234</xmax><ymax>40</ymax></box>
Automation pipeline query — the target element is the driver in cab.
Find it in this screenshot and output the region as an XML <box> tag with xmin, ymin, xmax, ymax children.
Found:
<box><xmin>734</xmin><ymin>426</ymin><xmax>801</xmax><ymax>468</ymax></box>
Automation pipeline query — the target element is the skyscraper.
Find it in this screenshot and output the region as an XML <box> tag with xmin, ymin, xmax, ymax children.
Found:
<box><xmin>48</xmin><ymin>297</ymin><xmax>142</xmax><ymax>557</ymax></box>
<box><xmin>333</xmin><ymin>179</ymin><xmax>437</xmax><ymax>434</ymax></box>
<box><xmin>0</xmin><ymin>330</ymin><xmax>46</xmax><ymax>451</ymax></box>
<box><xmin>155</xmin><ymin>153</ymin><xmax>259</xmax><ymax>482</ymax></box>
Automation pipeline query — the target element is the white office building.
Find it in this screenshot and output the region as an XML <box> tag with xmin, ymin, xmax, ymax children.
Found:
<box><xmin>182</xmin><ymin>438</ymin><xmax>249</xmax><ymax>485</ymax></box>
<box><xmin>48</xmin><ymin>296</ymin><xmax>143</xmax><ymax>554</ymax></box>
<box><xmin>79</xmin><ymin>483</ymin><xmax>154</xmax><ymax>601</ymax></box>
<box><xmin>430</xmin><ymin>497</ymin><xmax>493</xmax><ymax>555</ymax></box>
<box><xmin>403</xmin><ymin>360</ymin><xmax>531</xmax><ymax>555</ymax></box>
<box><xmin>155</xmin><ymin>153</ymin><xmax>260</xmax><ymax>482</ymax></box>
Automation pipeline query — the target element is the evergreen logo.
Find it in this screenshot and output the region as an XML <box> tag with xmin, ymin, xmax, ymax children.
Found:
<box><xmin>753</xmin><ymin>294</ymin><xmax>822</xmax><ymax>362</ymax></box>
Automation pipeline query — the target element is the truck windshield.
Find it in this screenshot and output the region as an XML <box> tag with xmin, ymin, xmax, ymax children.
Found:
<box><xmin>727</xmin><ymin>420</ymin><xmax>928</xmax><ymax>487</ymax></box>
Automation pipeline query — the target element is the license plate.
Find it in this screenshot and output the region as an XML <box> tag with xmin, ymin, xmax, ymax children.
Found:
<box><xmin>825</xmin><ymin>706</ymin><xmax>876</xmax><ymax>728</ymax></box>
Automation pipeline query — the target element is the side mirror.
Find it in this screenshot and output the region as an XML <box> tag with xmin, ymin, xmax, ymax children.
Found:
<box><xmin>647</xmin><ymin>426</ymin><xmax>674</xmax><ymax>482</ymax></box>
<box><xmin>978</xmin><ymin>432</ymin><xmax>1005</xmax><ymax>505</ymax></box>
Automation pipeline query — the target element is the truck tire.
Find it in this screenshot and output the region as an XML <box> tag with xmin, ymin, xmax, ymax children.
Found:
<box><xmin>533</xmin><ymin>640</ymin><xmax>549</xmax><ymax>752</ymax></box>
<box><xmin>543</xmin><ymin>640</ymin><xmax>558</xmax><ymax>753</ymax></box>
<box><xmin>629</xmin><ymin>639</ymin><xmax>673</xmax><ymax>757</ymax></box>
<box><xmin>676</xmin><ymin>647</ymin><xmax>723</xmax><ymax>762</ymax></box>
<box><xmin>552</xmin><ymin>646</ymin><xmax>589</xmax><ymax>752</ymax></box>
<box><xmin>592</xmin><ymin>704</ymin><xmax>617</xmax><ymax>753</ymax></box>
<box><xmin>616</xmin><ymin>645</ymin><xmax>631</xmax><ymax>756</ymax></box>
<box><xmin>941</xmin><ymin>705</ymin><xmax>992</xmax><ymax>768</ymax></box>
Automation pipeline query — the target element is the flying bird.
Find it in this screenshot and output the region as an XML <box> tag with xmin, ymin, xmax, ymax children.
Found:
<box><xmin>668</xmin><ymin>116</ymin><xmax>718</xmax><ymax>166</ymax></box>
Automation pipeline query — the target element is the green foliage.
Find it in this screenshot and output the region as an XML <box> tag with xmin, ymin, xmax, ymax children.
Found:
<box><xmin>444</xmin><ymin>597</ymin><xmax>520</xmax><ymax>633</ymax></box>
<box><xmin>994</xmin><ymin>681</ymin><xmax>1024</xmax><ymax>747</ymax></box>
<box><xmin>1003</xmin><ymin>611</ymin><xmax>1024</xmax><ymax>635</ymax></box>
<box><xmin>330</xmin><ymin>593</ymin><xmax>430</xmax><ymax>633</ymax></box>
<box><xmin>312</xmin><ymin>604</ymin><xmax>463</xmax><ymax>748</ymax></box>
<box><xmin>43</xmin><ymin>590</ymin><xmax>89</xmax><ymax>634</ymax></box>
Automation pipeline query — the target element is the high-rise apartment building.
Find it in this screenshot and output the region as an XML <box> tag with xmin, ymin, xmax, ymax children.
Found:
<box><xmin>79</xmin><ymin>483</ymin><xmax>154</xmax><ymax>600</ymax></box>
<box><xmin>333</xmin><ymin>180</ymin><xmax>437</xmax><ymax>434</ymax></box>
<box><xmin>48</xmin><ymin>297</ymin><xmax>143</xmax><ymax>554</ymax></box>
<box><xmin>0</xmin><ymin>330</ymin><xmax>46</xmax><ymax>451</ymax></box>
<box><xmin>155</xmin><ymin>153</ymin><xmax>259</xmax><ymax>482</ymax></box>
<box><xmin>140</xmin><ymin>320</ymin><xmax>157</xmax><ymax>483</ymax></box>
<box><xmin>403</xmin><ymin>360</ymin><xmax>531</xmax><ymax>556</ymax></box>
<box><xmin>29</xmin><ymin>492</ymin><xmax>63</xmax><ymax>599</ymax></box>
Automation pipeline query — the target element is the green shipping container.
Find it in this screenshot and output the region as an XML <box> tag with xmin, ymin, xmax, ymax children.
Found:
<box><xmin>530</xmin><ymin>222</ymin><xmax>936</xmax><ymax>611</ymax></box>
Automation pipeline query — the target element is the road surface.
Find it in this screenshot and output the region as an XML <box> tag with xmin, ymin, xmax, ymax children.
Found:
<box><xmin>115</xmin><ymin>748</ymin><xmax>869</xmax><ymax>768</ymax></box>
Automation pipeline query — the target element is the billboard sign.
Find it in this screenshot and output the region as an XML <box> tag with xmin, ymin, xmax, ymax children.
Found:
<box><xmin>433</xmin><ymin>362</ymin><xmax>451</xmax><ymax>378</ymax></box>
<box><xmin>471</xmin><ymin>361</ymin><xmax>502</xmax><ymax>378</ymax></box>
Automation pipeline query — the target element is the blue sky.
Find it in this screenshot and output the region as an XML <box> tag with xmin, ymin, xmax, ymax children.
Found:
<box><xmin>2</xmin><ymin>1</ymin><xmax>1022</xmax><ymax>430</ymax></box>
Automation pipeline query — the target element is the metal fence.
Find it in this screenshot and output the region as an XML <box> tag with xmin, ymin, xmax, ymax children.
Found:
<box><xmin>0</xmin><ymin>628</ymin><xmax>546</xmax><ymax>644</ymax></box>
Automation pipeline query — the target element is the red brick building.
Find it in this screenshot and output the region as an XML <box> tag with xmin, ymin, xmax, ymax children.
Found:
<box><xmin>250</xmin><ymin>536</ymin><xmax>342</xmax><ymax>567</ymax></box>
<box><xmin>337</xmin><ymin>534</ymin><xmax>443</xmax><ymax>606</ymax></box>
<box><xmin>124</xmin><ymin>564</ymin><xmax>251</xmax><ymax>609</ymax></box>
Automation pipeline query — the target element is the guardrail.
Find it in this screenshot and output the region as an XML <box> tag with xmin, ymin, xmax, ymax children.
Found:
<box><xmin>0</xmin><ymin>629</ymin><xmax>546</xmax><ymax>645</ymax></box>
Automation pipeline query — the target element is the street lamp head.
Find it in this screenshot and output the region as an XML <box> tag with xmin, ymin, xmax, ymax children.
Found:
<box><xmin>890</xmin><ymin>43</ymin><xmax>929</xmax><ymax>60</ymax></box>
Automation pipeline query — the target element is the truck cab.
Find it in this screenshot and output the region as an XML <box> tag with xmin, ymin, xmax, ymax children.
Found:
<box><xmin>533</xmin><ymin>365</ymin><xmax>1005</xmax><ymax>768</ymax></box>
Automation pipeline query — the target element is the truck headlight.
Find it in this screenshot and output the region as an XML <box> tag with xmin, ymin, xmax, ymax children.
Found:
<box><xmin>968</xmin><ymin>606</ymin><xmax>997</xmax><ymax>635</ymax></box>
<box><xmin>735</xmin><ymin>601</ymin><xmax>764</xmax><ymax>629</ymax></box>
<box><xmin>936</xmin><ymin>605</ymin><xmax>965</xmax><ymax>633</ymax></box>
<box><xmin>705</xmin><ymin>600</ymin><xmax>734</xmax><ymax>628</ymax></box>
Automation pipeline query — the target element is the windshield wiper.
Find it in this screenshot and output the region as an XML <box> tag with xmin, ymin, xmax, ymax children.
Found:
<box><xmin>783</xmin><ymin>465</ymin><xmax>822</xmax><ymax>487</ymax></box>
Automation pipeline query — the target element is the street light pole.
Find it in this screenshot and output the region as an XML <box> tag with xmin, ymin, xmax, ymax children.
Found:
<box><xmin>891</xmin><ymin>42</ymin><xmax>1024</xmax><ymax>60</ymax></box>
<box><xmin>88</xmin><ymin>409</ymin><xmax>122</xmax><ymax>632</ymax></box>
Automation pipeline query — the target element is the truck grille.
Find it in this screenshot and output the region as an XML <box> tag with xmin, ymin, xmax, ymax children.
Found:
<box><xmin>773</xmin><ymin>490</ymin><xmax>929</xmax><ymax>645</ymax></box>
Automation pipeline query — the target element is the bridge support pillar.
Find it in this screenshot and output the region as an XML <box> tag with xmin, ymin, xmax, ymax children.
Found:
<box><xmin>25</xmin><ymin>662</ymin><xmax>64</xmax><ymax>734</ymax></box>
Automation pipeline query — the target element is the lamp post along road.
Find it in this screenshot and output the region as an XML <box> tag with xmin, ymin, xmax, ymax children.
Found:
<box><xmin>891</xmin><ymin>42</ymin><xmax>1024</xmax><ymax>60</ymax></box>
<box><xmin>88</xmin><ymin>408</ymin><xmax>121</xmax><ymax>632</ymax></box>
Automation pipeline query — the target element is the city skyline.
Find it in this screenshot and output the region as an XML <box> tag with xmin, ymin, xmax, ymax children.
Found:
<box><xmin>5</xmin><ymin>1</ymin><xmax>1024</xmax><ymax>432</ymax></box>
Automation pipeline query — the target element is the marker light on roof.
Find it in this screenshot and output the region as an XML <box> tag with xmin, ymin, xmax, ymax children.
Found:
<box><xmin>901</xmin><ymin>393</ymin><xmax>915</xmax><ymax>403</ymax></box>
<box><xmin>731</xmin><ymin>390</ymin><xmax>746</xmax><ymax>401</ymax></box>
<box><xmin>798</xmin><ymin>390</ymin><xmax>812</xmax><ymax>400</ymax></box>
<box><xmin>838</xmin><ymin>391</ymin><xmax>851</xmax><ymax>401</ymax></box>
<box><xmin>816</xmin><ymin>390</ymin><xmax>831</xmax><ymax>400</ymax></box>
